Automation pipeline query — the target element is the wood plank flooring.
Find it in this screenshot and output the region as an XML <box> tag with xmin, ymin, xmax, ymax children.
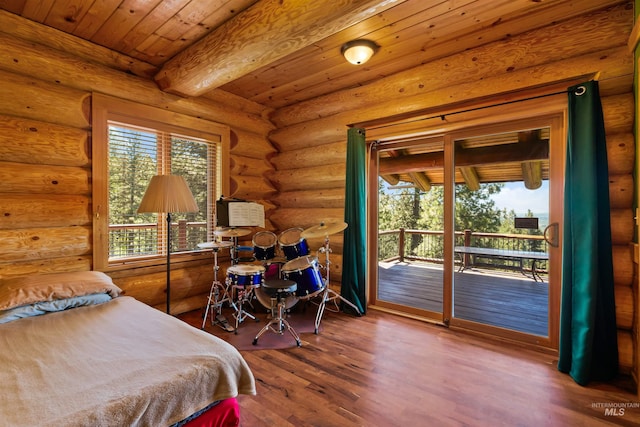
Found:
<box><xmin>378</xmin><ymin>261</ymin><xmax>548</xmax><ymax>335</ymax></box>
<box><xmin>180</xmin><ymin>305</ymin><xmax>640</xmax><ymax>426</ymax></box>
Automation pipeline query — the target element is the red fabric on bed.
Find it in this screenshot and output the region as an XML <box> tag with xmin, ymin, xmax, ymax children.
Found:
<box><xmin>182</xmin><ymin>398</ymin><xmax>240</xmax><ymax>427</ymax></box>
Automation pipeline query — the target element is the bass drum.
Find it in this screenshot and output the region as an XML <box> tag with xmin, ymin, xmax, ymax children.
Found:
<box><xmin>263</xmin><ymin>257</ymin><xmax>287</xmax><ymax>281</ymax></box>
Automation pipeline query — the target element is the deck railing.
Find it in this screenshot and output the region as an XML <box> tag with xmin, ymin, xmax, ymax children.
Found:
<box><xmin>110</xmin><ymin>223</ymin><xmax>547</xmax><ymax>272</ymax></box>
<box><xmin>109</xmin><ymin>221</ymin><xmax>208</xmax><ymax>258</ymax></box>
<box><xmin>379</xmin><ymin>228</ymin><xmax>548</xmax><ymax>272</ymax></box>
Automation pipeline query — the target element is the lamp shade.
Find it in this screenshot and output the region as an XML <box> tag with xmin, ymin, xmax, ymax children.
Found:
<box><xmin>341</xmin><ymin>39</ymin><xmax>379</xmax><ymax>65</ymax></box>
<box><xmin>137</xmin><ymin>175</ymin><xmax>199</xmax><ymax>214</ymax></box>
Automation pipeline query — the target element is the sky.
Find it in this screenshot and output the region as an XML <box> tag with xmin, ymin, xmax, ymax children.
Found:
<box><xmin>490</xmin><ymin>181</ymin><xmax>549</xmax><ymax>215</ymax></box>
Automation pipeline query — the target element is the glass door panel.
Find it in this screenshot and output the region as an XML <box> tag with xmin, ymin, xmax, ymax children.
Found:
<box><xmin>451</xmin><ymin>127</ymin><xmax>551</xmax><ymax>339</ymax></box>
<box><xmin>375</xmin><ymin>137</ymin><xmax>445</xmax><ymax>321</ymax></box>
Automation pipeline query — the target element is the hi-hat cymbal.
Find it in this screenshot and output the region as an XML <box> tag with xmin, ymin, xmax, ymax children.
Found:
<box><xmin>213</xmin><ymin>228</ymin><xmax>251</xmax><ymax>237</ymax></box>
<box><xmin>300</xmin><ymin>221</ymin><xmax>348</xmax><ymax>238</ymax></box>
<box><xmin>197</xmin><ymin>240</ymin><xmax>234</xmax><ymax>249</ymax></box>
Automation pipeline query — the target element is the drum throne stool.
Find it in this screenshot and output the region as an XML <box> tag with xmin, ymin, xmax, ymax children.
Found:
<box><xmin>253</xmin><ymin>279</ymin><xmax>302</xmax><ymax>347</ymax></box>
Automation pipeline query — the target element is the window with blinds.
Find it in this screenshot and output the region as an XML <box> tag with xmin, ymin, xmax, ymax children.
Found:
<box><xmin>92</xmin><ymin>93</ymin><xmax>229</xmax><ymax>271</ymax></box>
<box><xmin>107</xmin><ymin>121</ymin><xmax>221</xmax><ymax>262</ymax></box>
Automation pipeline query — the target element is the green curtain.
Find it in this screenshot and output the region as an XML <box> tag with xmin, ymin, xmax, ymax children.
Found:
<box><xmin>341</xmin><ymin>127</ymin><xmax>367</xmax><ymax>314</ymax></box>
<box><xmin>558</xmin><ymin>81</ymin><xmax>618</xmax><ymax>385</ymax></box>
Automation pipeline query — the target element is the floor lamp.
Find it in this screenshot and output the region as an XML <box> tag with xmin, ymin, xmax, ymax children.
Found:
<box><xmin>138</xmin><ymin>175</ymin><xmax>199</xmax><ymax>314</ymax></box>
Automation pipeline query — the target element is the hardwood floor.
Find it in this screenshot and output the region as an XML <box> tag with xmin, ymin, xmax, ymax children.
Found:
<box><xmin>180</xmin><ymin>305</ymin><xmax>640</xmax><ymax>426</ymax></box>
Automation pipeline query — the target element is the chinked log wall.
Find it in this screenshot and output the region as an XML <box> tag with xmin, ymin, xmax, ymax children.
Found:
<box><xmin>0</xmin><ymin>11</ymin><xmax>277</xmax><ymax>315</ymax></box>
<box><xmin>266</xmin><ymin>3</ymin><xmax>636</xmax><ymax>376</ymax></box>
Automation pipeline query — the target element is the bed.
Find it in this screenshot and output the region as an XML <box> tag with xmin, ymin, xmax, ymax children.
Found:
<box><xmin>0</xmin><ymin>271</ymin><xmax>256</xmax><ymax>427</ymax></box>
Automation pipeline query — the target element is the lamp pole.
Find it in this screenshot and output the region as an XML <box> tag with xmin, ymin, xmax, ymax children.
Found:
<box><xmin>166</xmin><ymin>212</ymin><xmax>172</xmax><ymax>314</ymax></box>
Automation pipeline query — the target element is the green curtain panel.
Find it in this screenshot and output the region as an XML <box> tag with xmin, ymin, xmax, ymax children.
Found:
<box><xmin>558</xmin><ymin>81</ymin><xmax>618</xmax><ymax>385</ymax></box>
<box><xmin>341</xmin><ymin>127</ymin><xmax>367</xmax><ymax>314</ymax></box>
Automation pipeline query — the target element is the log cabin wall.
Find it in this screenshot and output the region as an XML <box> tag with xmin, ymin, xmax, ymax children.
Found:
<box><xmin>267</xmin><ymin>3</ymin><xmax>636</xmax><ymax>375</ymax></box>
<box><xmin>0</xmin><ymin>2</ymin><xmax>635</xmax><ymax>379</ymax></box>
<box><xmin>0</xmin><ymin>10</ymin><xmax>277</xmax><ymax>314</ymax></box>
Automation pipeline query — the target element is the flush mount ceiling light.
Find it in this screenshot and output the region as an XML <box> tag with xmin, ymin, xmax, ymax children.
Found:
<box><xmin>341</xmin><ymin>39</ymin><xmax>379</xmax><ymax>65</ymax></box>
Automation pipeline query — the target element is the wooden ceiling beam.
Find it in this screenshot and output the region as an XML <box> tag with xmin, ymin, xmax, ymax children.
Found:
<box><xmin>378</xmin><ymin>139</ymin><xmax>549</xmax><ymax>175</ymax></box>
<box><xmin>386</xmin><ymin>149</ymin><xmax>431</xmax><ymax>191</ymax></box>
<box><xmin>154</xmin><ymin>0</ymin><xmax>403</xmax><ymax>97</ymax></box>
<box><xmin>381</xmin><ymin>149</ymin><xmax>401</xmax><ymax>185</ymax></box>
<box><xmin>519</xmin><ymin>130</ymin><xmax>543</xmax><ymax>189</ymax></box>
<box><xmin>522</xmin><ymin>161</ymin><xmax>543</xmax><ymax>189</ymax></box>
<box><xmin>410</xmin><ymin>171</ymin><xmax>432</xmax><ymax>192</ymax></box>
<box><xmin>459</xmin><ymin>167</ymin><xmax>480</xmax><ymax>191</ymax></box>
<box><xmin>381</xmin><ymin>174</ymin><xmax>401</xmax><ymax>186</ymax></box>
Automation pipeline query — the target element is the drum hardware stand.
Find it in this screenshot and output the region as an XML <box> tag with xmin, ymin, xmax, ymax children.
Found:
<box><xmin>230</xmin><ymin>237</ymin><xmax>256</xmax><ymax>264</ymax></box>
<box><xmin>201</xmin><ymin>243</ymin><xmax>234</xmax><ymax>332</ymax></box>
<box><xmin>310</xmin><ymin>235</ymin><xmax>361</xmax><ymax>334</ymax></box>
<box><xmin>230</xmin><ymin>236</ymin><xmax>240</xmax><ymax>265</ymax></box>
<box><xmin>232</xmin><ymin>282</ymin><xmax>260</xmax><ymax>334</ymax></box>
<box><xmin>253</xmin><ymin>280</ymin><xmax>301</xmax><ymax>347</ymax></box>
<box><xmin>213</xmin><ymin>227</ymin><xmax>251</xmax><ymax>265</ymax></box>
<box><xmin>230</xmin><ymin>237</ymin><xmax>236</xmax><ymax>265</ymax></box>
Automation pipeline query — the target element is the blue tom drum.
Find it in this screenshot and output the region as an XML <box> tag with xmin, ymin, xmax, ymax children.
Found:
<box><xmin>278</xmin><ymin>227</ymin><xmax>310</xmax><ymax>260</ymax></box>
<box><xmin>281</xmin><ymin>256</ymin><xmax>324</xmax><ymax>297</ymax></box>
<box><xmin>252</xmin><ymin>231</ymin><xmax>277</xmax><ymax>260</ymax></box>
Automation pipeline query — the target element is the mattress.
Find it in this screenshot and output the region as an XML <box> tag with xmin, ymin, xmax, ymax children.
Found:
<box><xmin>0</xmin><ymin>275</ymin><xmax>255</xmax><ymax>427</ymax></box>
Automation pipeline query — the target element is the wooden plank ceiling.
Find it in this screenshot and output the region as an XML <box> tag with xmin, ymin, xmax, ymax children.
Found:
<box><xmin>0</xmin><ymin>0</ymin><xmax>628</xmax><ymax>188</ymax></box>
<box><xmin>1</xmin><ymin>0</ymin><xmax>626</xmax><ymax>108</ymax></box>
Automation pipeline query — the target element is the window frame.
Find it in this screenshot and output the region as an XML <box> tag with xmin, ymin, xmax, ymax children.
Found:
<box><xmin>92</xmin><ymin>93</ymin><xmax>230</xmax><ymax>272</ymax></box>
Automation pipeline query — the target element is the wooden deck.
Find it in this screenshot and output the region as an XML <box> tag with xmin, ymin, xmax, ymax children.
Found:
<box><xmin>377</xmin><ymin>261</ymin><xmax>548</xmax><ymax>336</ymax></box>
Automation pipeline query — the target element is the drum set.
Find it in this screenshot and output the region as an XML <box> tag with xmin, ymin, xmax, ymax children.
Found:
<box><xmin>199</xmin><ymin>221</ymin><xmax>360</xmax><ymax>345</ymax></box>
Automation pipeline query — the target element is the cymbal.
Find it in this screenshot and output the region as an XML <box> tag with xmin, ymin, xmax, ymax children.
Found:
<box><xmin>213</xmin><ymin>228</ymin><xmax>251</xmax><ymax>237</ymax></box>
<box><xmin>300</xmin><ymin>221</ymin><xmax>348</xmax><ymax>238</ymax></box>
<box><xmin>197</xmin><ymin>240</ymin><xmax>234</xmax><ymax>249</ymax></box>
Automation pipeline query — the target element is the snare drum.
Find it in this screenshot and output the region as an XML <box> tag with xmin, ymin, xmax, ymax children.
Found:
<box><xmin>278</xmin><ymin>227</ymin><xmax>310</xmax><ymax>260</ymax></box>
<box><xmin>281</xmin><ymin>256</ymin><xmax>324</xmax><ymax>297</ymax></box>
<box><xmin>226</xmin><ymin>264</ymin><xmax>265</xmax><ymax>288</ymax></box>
<box><xmin>252</xmin><ymin>231</ymin><xmax>277</xmax><ymax>260</ymax></box>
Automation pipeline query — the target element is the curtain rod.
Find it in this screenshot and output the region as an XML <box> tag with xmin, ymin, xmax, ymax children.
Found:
<box><xmin>362</xmin><ymin>85</ymin><xmax>587</xmax><ymax>132</ymax></box>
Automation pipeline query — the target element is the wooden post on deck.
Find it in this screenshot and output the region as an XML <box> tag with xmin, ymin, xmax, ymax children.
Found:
<box><xmin>399</xmin><ymin>228</ymin><xmax>406</xmax><ymax>262</ymax></box>
<box><xmin>463</xmin><ymin>229</ymin><xmax>472</xmax><ymax>268</ymax></box>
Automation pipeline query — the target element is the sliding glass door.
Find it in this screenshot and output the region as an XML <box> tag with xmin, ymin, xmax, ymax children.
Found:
<box><xmin>368</xmin><ymin>109</ymin><xmax>564</xmax><ymax>349</ymax></box>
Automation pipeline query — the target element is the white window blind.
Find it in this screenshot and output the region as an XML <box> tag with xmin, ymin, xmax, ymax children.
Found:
<box><xmin>107</xmin><ymin>121</ymin><xmax>220</xmax><ymax>262</ymax></box>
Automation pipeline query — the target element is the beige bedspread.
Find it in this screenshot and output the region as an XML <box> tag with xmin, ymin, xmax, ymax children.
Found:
<box><xmin>0</xmin><ymin>296</ymin><xmax>256</xmax><ymax>427</ymax></box>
